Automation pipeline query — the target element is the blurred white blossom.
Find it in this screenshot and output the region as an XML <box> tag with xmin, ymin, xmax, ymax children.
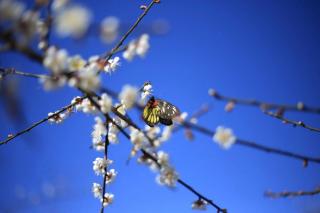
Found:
<box><xmin>69</xmin><ymin>64</ymin><xmax>100</xmax><ymax>91</ymax></box>
<box><xmin>101</xmin><ymin>193</ymin><xmax>114</xmax><ymax>207</ymax></box>
<box><xmin>105</xmin><ymin>169</ymin><xmax>117</xmax><ymax>184</ymax></box>
<box><xmin>156</xmin><ymin>166</ymin><xmax>178</xmax><ymax>187</ymax></box>
<box><xmin>67</xmin><ymin>55</ymin><xmax>86</xmax><ymax>71</ymax></box>
<box><xmin>92</xmin><ymin>183</ymin><xmax>102</xmax><ymax>199</ymax></box>
<box><xmin>191</xmin><ymin>199</ymin><xmax>208</xmax><ymax>210</ymax></box>
<box><xmin>141</xmin><ymin>82</ymin><xmax>153</xmax><ymax>100</ymax></box>
<box><xmin>92</xmin><ymin>117</ymin><xmax>107</xmax><ymax>151</ymax></box>
<box><xmin>213</xmin><ymin>126</ymin><xmax>236</xmax><ymax>149</ymax></box>
<box><xmin>0</xmin><ymin>0</ymin><xmax>25</xmax><ymax>22</ymax></box>
<box><xmin>119</xmin><ymin>85</ymin><xmax>138</xmax><ymax>109</ymax></box>
<box><xmin>99</xmin><ymin>93</ymin><xmax>112</xmax><ymax>114</ymax></box>
<box><xmin>123</xmin><ymin>34</ymin><xmax>150</xmax><ymax>61</ymax></box>
<box><xmin>43</xmin><ymin>46</ymin><xmax>68</xmax><ymax>74</ymax></box>
<box><xmin>52</xmin><ymin>0</ymin><xmax>69</xmax><ymax>11</ymax></box>
<box><xmin>100</xmin><ymin>16</ymin><xmax>119</xmax><ymax>43</ymax></box>
<box><xmin>55</xmin><ymin>5</ymin><xmax>91</xmax><ymax>38</ymax></box>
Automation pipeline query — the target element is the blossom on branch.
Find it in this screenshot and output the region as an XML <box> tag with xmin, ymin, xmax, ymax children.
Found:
<box><xmin>123</xmin><ymin>34</ymin><xmax>150</xmax><ymax>61</ymax></box>
<box><xmin>93</xmin><ymin>157</ymin><xmax>113</xmax><ymax>176</ymax></box>
<box><xmin>92</xmin><ymin>182</ymin><xmax>102</xmax><ymax>199</ymax></box>
<box><xmin>213</xmin><ymin>126</ymin><xmax>236</xmax><ymax>149</ymax></box>
<box><xmin>105</xmin><ymin>169</ymin><xmax>117</xmax><ymax>184</ymax></box>
<box><xmin>101</xmin><ymin>193</ymin><xmax>114</xmax><ymax>207</ymax></box>
<box><xmin>104</xmin><ymin>57</ymin><xmax>120</xmax><ymax>74</ymax></box>
<box><xmin>98</xmin><ymin>93</ymin><xmax>112</xmax><ymax>114</ymax></box>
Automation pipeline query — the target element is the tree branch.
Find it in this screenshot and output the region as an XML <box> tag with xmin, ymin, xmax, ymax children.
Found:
<box><xmin>0</xmin><ymin>96</ymin><xmax>86</xmax><ymax>146</ymax></box>
<box><xmin>265</xmin><ymin>187</ymin><xmax>320</xmax><ymax>198</ymax></box>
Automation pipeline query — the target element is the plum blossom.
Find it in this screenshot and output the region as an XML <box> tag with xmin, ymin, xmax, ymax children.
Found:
<box><xmin>101</xmin><ymin>193</ymin><xmax>114</xmax><ymax>207</ymax></box>
<box><xmin>213</xmin><ymin>126</ymin><xmax>236</xmax><ymax>149</ymax></box>
<box><xmin>104</xmin><ymin>57</ymin><xmax>120</xmax><ymax>74</ymax></box>
<box><xmin>100</xmin><ymin>16</ymin><xmax>119</xmax><ymax>43</ymax></box>
<box><xmin>119</xmin><ymin>85</ymin><xmax>138</xmax><ymax>109</ymax></box>
<box><xmin>43</xmin><ymin>46</ymin><xmax>68</xmax><ymax>74</ymax></box>
<box><xmin>98</xmin><ymin>93</ymin><xmax>113</xmax><ymax>114</ymax></box>
<box><xmin>93</xmin><ymin>157</ymin><xmax>113</xmax><ymax>176</ymax></box>
<box><xmin>55</xmin><ymin>5</ymin><xmax>91</xmax><ymax>38</ymax></box>
<box><xmin>92</xmin><ymin>183</ymin><xmax>102</xmax><ymax>198</ymax></box>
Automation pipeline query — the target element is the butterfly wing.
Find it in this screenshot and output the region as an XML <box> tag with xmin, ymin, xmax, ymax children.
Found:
<box><xmin>157</xmin><ymin>100</ymin><xmax>180</xmax><ymax>120</ymax></box>
<box><xmin>142</xmin><ymin>105</ymin><xmax>160</xmax><ymax>127</ymax></box>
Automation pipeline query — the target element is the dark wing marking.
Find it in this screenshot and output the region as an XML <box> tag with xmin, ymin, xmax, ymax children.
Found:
<box><xmin>157</xmin><ymin>100</ymin><xmax>180</xmax><ymax>120</ymax></box>
<box><xmin>159</xmin><ymin>117</ymin><xmax>173</xmax><ymax>126</ymax></box>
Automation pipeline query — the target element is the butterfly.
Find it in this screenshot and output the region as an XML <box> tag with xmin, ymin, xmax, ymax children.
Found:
<box><xmin>142</xmin><ymin>96</ymin><xmax>180</xmax><ymax>127</ymax></box>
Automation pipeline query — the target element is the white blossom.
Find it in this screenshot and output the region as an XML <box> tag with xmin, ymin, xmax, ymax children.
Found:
<box><xmin>191</xmin><ymin>199</ymin><xmax>208</xmax><ymax>210</ymax></box>
<box><xmin>92</xmin><ymin>183</ymin><xmax>102</xmax><ymax>199</ymax></box>
<box><xmin>141</xmin><ymin>82</ymin><xmax>153</xmax><ymax>100</ymax></box>
<box><xmin>48</xmin><ymin>111</ymin><xmax>69</xmax><ymax>124</ymax></box>
<box><xmin>156</xmin><ymin>166</ymin><xmax>178</xmax><ymax>187</ymax></box>
<box><xmin>145</xmin><ymin>125</ymin><xmax>160</xmax><ymax>139</ymax></box>
<box><xmin>130</xmin><ymin>129</ymin><xmax>145</xmax><ymax>149</ymax></box>
<box><xmin>75</xmin><ymin>98</ymin><xmax>98</xmax><ymax>114</ymax></box>
<box><xmin>52</xmin><ymin>0</ymin><xmax>69</xmax><ymax>11</ymax></box>
<box><xmin>92</xmin><ymin>117</ymin><xmax>107</xmax><ymax>151</ymax></box>
<box><xmin>100</xmin><ymin>16</ymin><xmax>119</xmax><ymax>43</ymax></box>
<box><xmin>55</xmin><ymin>5</ymin><xmax>91</xmax><ymax>38</ymax></box>
<box><xmin>101</xmin><ymin>193</ymin><xmax>114</xmax><ymax>207</ymax></box>
<box><xmin>98</xmin><ymin>93</ymin><xmax>112</xmax><ymax>114</ymax></box>
<box><xmin>69</xmin><ymin>64</ymin><xmax>100</xmax><ymax>91</ymax></box>
<box><xmin>122</xmin><ymin>42</ymin><xmax>136</xmax><ymax>61</ymax></box>
<box><xmin>213</xmin><ymin>126</ymin><xmax>236</xmax><ymax>149</ymax></box>
<box><xmin>43</xmin><ymin>46</ymin><xmax>68</xmax><ymax>74</ymax></box>
<box><xmin>108</xmin><ymin>122</ymin><xmax>119</xmax><ymax>144</ymax></box>
<box><xmin>104</xmin><ymin>57</ymin><xmax>120</xmax><ymax>73</ymax></box>
<box><xmin>123</xmin><ymin>34</ymin><xmax>150</xmax><ymax>61</ymax></box>
<box><xmin>119</xmin><ymin>85</ymin><xmax>138</xmax><ymax>109</ymax></box>
<box><xmin>67</xmin><ymin>55</ymin><xmax>86</xmax><ymax>71</ymax></box>
<box><xmin>93</xmin><ymin>157</ymin><xmax>112</xmax><ymax>176</ymax></box>
<box><xmin>136</xmin><ymin>34</ymin><xmax>150</xmax><ymax>57</ymax></box>
<box><xmin>159</xmin><ymin>125</ymin><xmax>174</xmax><ymax>142</ymax></box>
<box><xmin>105</xmin><ymin>169</ymin><xmax>117</xmax><ymax>184</ymax></box>
<box><xmin>0</xmin><ymin>0</ymin><xmax>25</xmax><ymax>22</ymax></box>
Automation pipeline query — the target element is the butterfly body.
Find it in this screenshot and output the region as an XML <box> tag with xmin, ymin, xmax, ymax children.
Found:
<box><xmin>142</xmin><ymin>96</ymin><xmax>180</xmax><ymax>127</ymax></box>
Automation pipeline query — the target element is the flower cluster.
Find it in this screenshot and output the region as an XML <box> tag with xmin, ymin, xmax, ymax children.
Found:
<box><xmin>41</xmin><ymin>46</ymin><xmax>121</xmax><ymax>91</ymax></box>
<box><xmin>100</xmin><ymin>16</ymin><xmax>120</xmax><ymax>43</ymax></box>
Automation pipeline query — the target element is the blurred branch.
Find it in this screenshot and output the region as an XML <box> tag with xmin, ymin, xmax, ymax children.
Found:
<box><xmin>0</xmin><ymin>29</ymin><xmax>43</xmax><ymax>63</ymax></box>
<box><xmin>0</xmin><ymin>96</ymin><xmax>86</xmax><ymax>146</ymax></box>
<box><xmin>209</xmin><ymin>88</ymin><xmax>320</xmax><ymax>114</ymax></box>
<box><xmin>0</xmin><ymin>67</ymin><xmax>49</xmax><ymax>79</ymax></box>
<box><xmin>265</xmin><ymin>186</ymin><xmax>320</xmax><ymax>198</ymax></box>
<box><xmin>263</xmin><ymin>110</ymin><xmax>320</xmax><ymax>133</ymax></box>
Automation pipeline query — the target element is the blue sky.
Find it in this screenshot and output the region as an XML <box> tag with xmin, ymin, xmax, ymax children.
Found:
<box><xmin>0</xmin><ymin>0</ymin><xmax>320</xmax><ymax>212</ymax></box>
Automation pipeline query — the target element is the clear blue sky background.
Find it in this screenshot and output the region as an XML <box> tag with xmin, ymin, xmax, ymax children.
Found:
<box><xmin>0</xmin><ymin>0</ymin><xmax>320</xmax><ymax>212</ymax></box>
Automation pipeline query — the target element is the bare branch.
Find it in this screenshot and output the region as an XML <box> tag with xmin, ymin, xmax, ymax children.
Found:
<box><xmin>265</xmin><ymin>187</ymin><xmax>320</xmax><ymax>198</ymax></box>
<box><xmin>209</xmin><ymin>88</ymin><xmax>320</xmax><ymax>114</ymax></box>
<box><xmin>263</xmin><ymin>110</ymin><xmax>320</xmax><ymax>133</ymax></box>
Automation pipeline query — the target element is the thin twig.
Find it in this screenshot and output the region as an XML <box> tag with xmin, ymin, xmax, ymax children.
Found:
<box><xmin>265</xmin><ymin>187</ymin><xmax>320</xmax><ymax>198</ymax></box>
<box><xmin>0</xmin><ymin>96</ymin><xmax>86</xmax><ymax>146</ymax></box>
<box><xmin>182</xmin><ymin>121</ymin><xmax>320</xmax><ymax>165</ymax></box>
<box><xmin>209</xmin><ymin>88</ymin><xmax>320</xmax><ymax>114</ymax></box>
<box><xmin>263</xmin><ymin>110</ymin><xmax>320</xmax><ymax>133</ymax></box>
<box><xmin>100</xmin><ymin>0</ymin><xmax>159</xmax><ymax>61</ymax></box>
